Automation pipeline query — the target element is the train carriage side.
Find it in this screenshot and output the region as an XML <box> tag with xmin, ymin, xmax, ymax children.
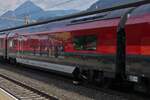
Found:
<box><xmin>61</xmin><ymin>19</ymin><xmax>119</xmax><ymax>75</ymax></box>
<box><xmin>125</xmin><ymin>4</ymin><xmax>150</xmax><ymax>82</ymax></box>
<box><xmin>7</xmin><ymin>16</ymin><xmax>120</xmax><ymax>78</ymax></box>
<box><xmin>6</xmin><ymin>8</ymin><xmax>136</xmax><ymax>80</ymax></box>
<box><xmin>7</xmin><ymin>31</ymin><xmax>77</xmax><ymax>76</ymax></box>
<box><xmin>5</xmin><ymin>4</ymin><xmax>150</xmax><ymax>83</ymax></box>
<box><xmin>0</xmin><ymin>1</ymin><xmax>149</xmax><ymax>92</ymax></box>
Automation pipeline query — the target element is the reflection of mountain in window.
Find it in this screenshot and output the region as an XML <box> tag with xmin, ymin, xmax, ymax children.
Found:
<box><xmin>73</xmin><ymin>35</ymin><xmax>97</xmax><ymax>51</ymax></box>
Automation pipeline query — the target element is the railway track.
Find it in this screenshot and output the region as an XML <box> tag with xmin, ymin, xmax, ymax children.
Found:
<box><xmin>0</xmin><ymin>63</ymin><xmax>149</xmax><ymax>100</ymax></box>
<box><xmin>0</xmin><ymin>73</ymin><xmax>58</xmax><ymax>100</ymax></box>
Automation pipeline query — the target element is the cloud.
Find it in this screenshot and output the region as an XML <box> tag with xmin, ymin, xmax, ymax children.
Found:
<box><xmin>0</xmin><ymin>0</ymin><xmax>18</xmax><ymax>12</ymax></box>
<box><xmin>0</xmin><ymin>0</ymin><xmax>98</xmax><ymax>15</ymax></box>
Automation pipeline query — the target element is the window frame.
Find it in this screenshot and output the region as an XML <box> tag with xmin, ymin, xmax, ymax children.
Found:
<box><xmin>73</xmin><ymin>34</ymin><xmax>97</xmax><ymax>51</ymax></box>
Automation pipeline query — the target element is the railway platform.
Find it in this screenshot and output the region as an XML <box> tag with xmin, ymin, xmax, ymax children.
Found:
<box><xmin>0</xmin><ymin>88</ymin><xmax>18</xmax><ymax>100</ymax></box>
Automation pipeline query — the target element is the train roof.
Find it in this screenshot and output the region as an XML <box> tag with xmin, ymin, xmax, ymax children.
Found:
<box><xmin>4</xmin><ymin>2</ymin><xmax>150</xmax><ymax>37</ymax></box>
<box><xmin>14</xmin><ymin>4</ymin><xmax>150</xmax><ymax>33</ymax></box>
<box><xmin>25</xmin><ymin>4</ymin><xmax>150</xmax><ymax>32</ymax></box>
<box><xmin>71</xmin><ymin>3</ymin><xmax>150</xmax><ymax>24</ymax></box>
<box><xmin>0</xmin><ymin>0</ymin><xmax>149</xmax><ymax>33</ymax></box>
<box><xmin>7</xmin><ymin>18</ymin><xmax>119</xmax><ymax>37</ymax></box>
<box><xmin>70</xmin><ymin>8</ymin><xmax>132</xmax><ymax>24</ymax></box>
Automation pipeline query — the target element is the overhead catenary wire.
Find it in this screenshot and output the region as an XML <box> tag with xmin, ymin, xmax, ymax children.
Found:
<box><xmin>0</xmin><ymin>0</ymin><xmax>149</xmax><ymax>33</ymax></box>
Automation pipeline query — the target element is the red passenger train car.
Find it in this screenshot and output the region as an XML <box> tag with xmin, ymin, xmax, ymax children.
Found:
<box><xmin>0</xmin><ymin>3</ymin><xmax>150</xmax><ymax>88</ymax></box>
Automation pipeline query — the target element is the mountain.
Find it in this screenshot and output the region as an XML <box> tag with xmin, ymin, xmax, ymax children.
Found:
<box><xmin>14</xmin><ymin>0</ymin><xmax>43</xmax><ymax>17</ymax></box>
<box><xmin>88</xmin><ymin>0</ymin><xmax>143</xmax><ymax>11</ymax></box>
<box><xmin>1</xmin><ymin>11</ymin><xmax>15</xmax><ymax>17</ymax></box>
<box><xmin>0</xmin><ymin>0</ymin><xmax>78</xmax><ymax>29</ymax></box>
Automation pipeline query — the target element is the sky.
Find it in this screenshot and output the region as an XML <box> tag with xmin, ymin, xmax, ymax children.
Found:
<box><xmin>0</xmin><ymin>0</ymin><xmax>98</xmax><ymax>15</ymax></box>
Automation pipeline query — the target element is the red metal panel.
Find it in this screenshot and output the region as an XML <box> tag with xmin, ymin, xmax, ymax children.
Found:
<box><xmin>126</xmin><ymin>14</ymin><xmax>150</xmax><ymax>56</ymax></box>
<box><xmin>97</xmin><ymin>27</ymin><xmax>117</xmax><ymax>54</ymax></box>
<box><xmin>141</xmin><ymin>23</ymin><xmax>150</xmax><ymax>55</ymax></box>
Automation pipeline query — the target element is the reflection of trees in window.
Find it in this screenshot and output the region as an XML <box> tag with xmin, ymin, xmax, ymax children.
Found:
<box><xmin>48</xmin><ymin>35</ymin><xmax>65</xmax><ymax>58</ymax></box>
<box><xmin>30</xmin><ymin>39</ymin><xmax>39</xmax><ymax>55</ymax></box>
<box><xmin>74</xmin><ymin>35</ymin><xmax>97</xmax><ymax>51</ymax></box>
<box><xmin>39</xmin><ymin>39</ymin><xmax>49</xmax><ymax>56</ymax></box>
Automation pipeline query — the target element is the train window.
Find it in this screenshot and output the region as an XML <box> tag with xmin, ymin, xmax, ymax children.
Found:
<box><xmin>73</xmin><ymin>35</ymin><xmax>97</xmax><ymax>51</ymax></box>
<box><xmin>131</xmin><ymin>4</ymin><xmax>150</xmax><ymax>16</ymax></box>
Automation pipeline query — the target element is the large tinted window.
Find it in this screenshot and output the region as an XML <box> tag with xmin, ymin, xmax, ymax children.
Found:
<box><xmin>131</xmin><ymin>4</ymin><xmax>150</xmax><ymax>16</ymax></box>
<box><xmin>73</xmin><ymin>35</ymin><xmax>97</xmax><ymax>51</ymax></box>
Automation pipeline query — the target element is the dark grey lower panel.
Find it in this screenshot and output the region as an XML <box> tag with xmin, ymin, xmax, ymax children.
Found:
<box><xmin>16</xmin><ymin>58</ymin><xmax>77</xmax><ymax>75</ymax></box>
